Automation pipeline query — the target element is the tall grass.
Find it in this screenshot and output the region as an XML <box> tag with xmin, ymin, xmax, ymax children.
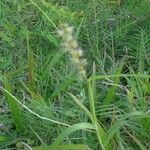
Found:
<box><xmin>0</xmin><ymin>0</ymin><xmax>150</xmax><ymax>149</ymax></box>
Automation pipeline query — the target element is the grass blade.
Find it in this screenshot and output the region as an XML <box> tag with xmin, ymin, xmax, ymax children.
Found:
<box><xmin>3</xmin><ymin>77</ymin><xmax>24</xmax><ymax>132</ymax></box>
<box><xmin>103</xmin><ymin>59</ymin><xmax>125</xmax><ymax>105</ymax></box>
<box><xmin>87</xmin><ymin>79</ymin><xmax>111</xmax><ymax>150</ymax></box>
<box><xmin>33</xmin><ymin>144</ymin><xmax>91</xmax><ymax>150</ymax></box>
<box><xmin>69</xmin><ymin>93</ymin><xmax>93</xmax><ymax>120</ymax></box>
<box><xmin>52</xmin><ymin>123</ymin><xmax>95</xmax><ymax>146</ymax></box>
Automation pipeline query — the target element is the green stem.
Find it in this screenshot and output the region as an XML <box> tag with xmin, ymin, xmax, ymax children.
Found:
<box><xmin>87</xmin><ymin>80</ymin><xmax>106</xmax><ymax>150</ymax></box>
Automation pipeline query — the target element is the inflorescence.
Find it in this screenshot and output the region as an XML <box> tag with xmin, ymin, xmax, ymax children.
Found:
<box><xmin>58</xmin><ymin>23</ymin><xmax>87</xmax><ymax>80</ymax></box>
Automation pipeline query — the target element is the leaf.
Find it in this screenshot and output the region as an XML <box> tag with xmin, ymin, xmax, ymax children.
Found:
<box><xmin>29</xmin><ymin>0</ymin><xmax>57</xmax><ymax>29</ymax></box>
<box><xmin>21</xmin><ymin>81</ymin><xmax>46</xmax><ymax>103</ymax></box>
<box><xmin>41</xmin><ymin>31</ymin><xmax>58</xmax><ymax>47</ymax></box>
<box><xmin>33</xmin><ymin>144</ymin><xmax>91</xmax><ymax>150</ymax></box>
<box><xmin>52</xmin><ymin>123</ymin><xmax>95</xmax><ymax>146</ymax></box>
<box><xmin>27</xmin><ymin>35</ymin><xmax>35</xmax><ymax>94</ymax></box>
<box><xmin>104</xmin><ymin>111</ymin><xmax>149</xmax><ymax>148</ymax></box>
<box><xmin>0</xmin><ymin>136</ymin><xmax>7</xmax><ymax>142</ymax></box>
<box><xmin>87</xmin><ymin>79</ymin><xmax>111</xmax><ymax>150</ymax></box>
<box><xmin>69</xmin><ymin>93</ymin><xmax>93</xmax><ymax>120</ymax></box>
<box><xmin>103</xmin><ymin>59</ymin><xmax>125</xmax><ymax>105</ymax></box>
<box><xmin>3</xmin><ymin>77</ymin><xmax>24</xmax><ymax>132</ymax></box>
<box><xmin>41</xmin><ymin>50</ymin><xmax>63</xmax><ymax>81</ymax></box>
<box><xmin>0</xmin><ymin>32</ymin><xmax>14</xmax><ymax>46</ymax></box>
<box><xmin>50</xmin><ymin>73</ymin><xmax>75</xmax><ymax>99</ymax></box>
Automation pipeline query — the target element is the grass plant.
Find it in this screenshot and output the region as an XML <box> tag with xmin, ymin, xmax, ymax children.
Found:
<box><xmin>0</xmin><ymin>0</ymin><xmax>150</xmax><ymax>149</ymax></box>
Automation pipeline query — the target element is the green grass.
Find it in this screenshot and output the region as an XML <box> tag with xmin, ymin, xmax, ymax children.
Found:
<box><xmin>0</xmin><ymin>0</ymin><xmax>150</xmax><ymax>149</ymax></box>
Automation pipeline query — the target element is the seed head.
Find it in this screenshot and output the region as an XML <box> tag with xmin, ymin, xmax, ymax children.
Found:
<box><xmin>58</xmin><ymin>23</ymin><xmax>87</xmax><ymax>80</ymax></box>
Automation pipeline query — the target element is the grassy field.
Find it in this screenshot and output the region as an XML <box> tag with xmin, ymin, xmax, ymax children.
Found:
<box><xmin>0</xmin><ymin>0</ymin><xmax>150</xmax><ymax>150</ymax></box>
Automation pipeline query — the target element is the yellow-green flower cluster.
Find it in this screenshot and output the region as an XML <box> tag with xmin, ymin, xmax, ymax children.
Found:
<box><xmin>58</xmin><ymin>23</ymin><xmax>87</xmax><ymax>80</ymax></box>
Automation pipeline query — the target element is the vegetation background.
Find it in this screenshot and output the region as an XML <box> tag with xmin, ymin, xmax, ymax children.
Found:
<box><xmin>0</xmin><ymin>0</ymin><xmax>150</xmax><ymax>149</ymax></box>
